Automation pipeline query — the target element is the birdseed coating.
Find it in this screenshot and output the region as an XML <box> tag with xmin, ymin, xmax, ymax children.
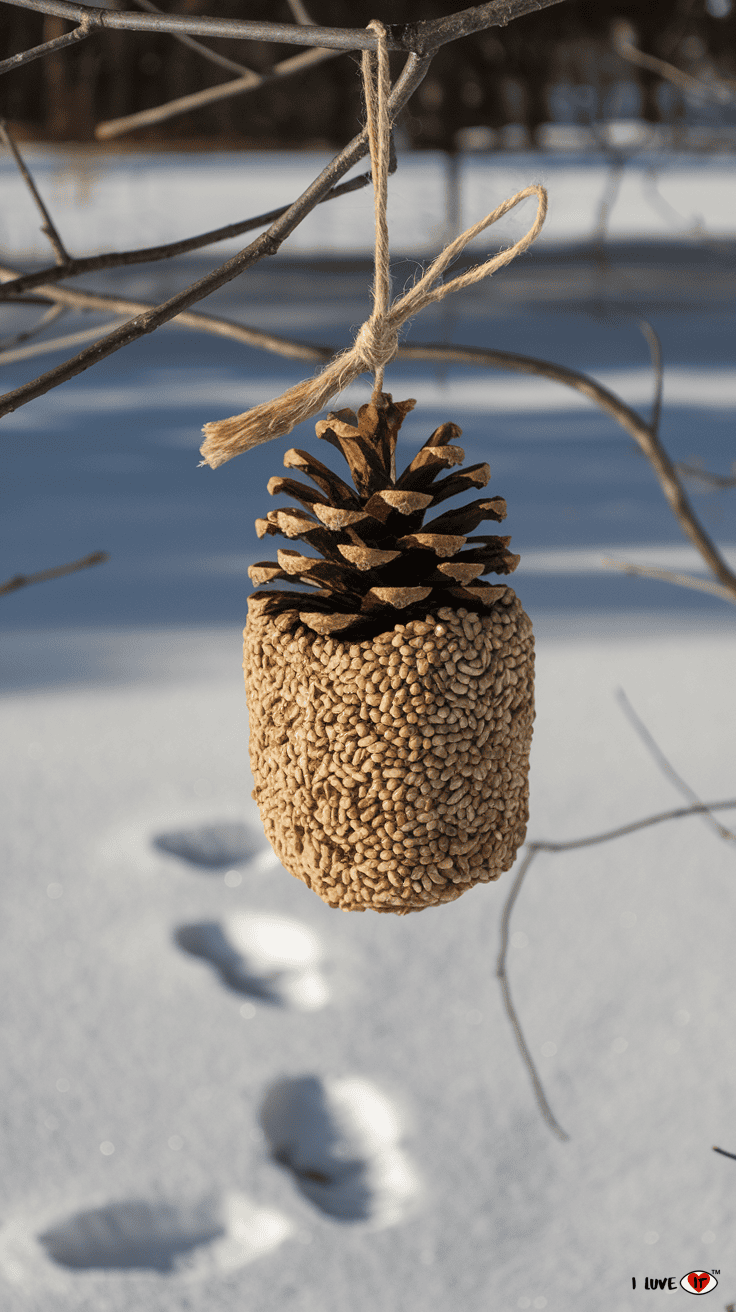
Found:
<box><xmin>243</xmin><ymin>592</ymin><xmax>534</xmax><ymax>914</ymax></box>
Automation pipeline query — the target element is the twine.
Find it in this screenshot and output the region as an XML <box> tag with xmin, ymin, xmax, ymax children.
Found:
<box><xmin>199</xmin><ymin>21</ymin><xmax>548</xmax><ymax>471</ymax></box>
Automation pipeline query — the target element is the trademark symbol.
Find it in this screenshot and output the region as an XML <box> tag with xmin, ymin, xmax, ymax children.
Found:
<box><xmin>712</xmin><ymin>1269</ymin><xmax>720</xmax><ymax>1275</ymax></box>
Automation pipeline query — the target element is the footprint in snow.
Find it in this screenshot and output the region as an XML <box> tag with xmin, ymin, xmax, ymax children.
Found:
<box><xmin>260</xmin><ymin>1075</ymin><xmax>421</xmax><ymax>1228</ymax></box>
<box><xmin>153</xmin><ymin>820</ymin><xmax>261</xmax><ymax>870</ymax></box>
<box><xmin>0</xmin><ymin>1192</ymin><xmax>291</xmax><ymax>1284</ymax></box>
<box><xmin>175</xmin><ymin>912</ymin><xmax>329</xmax><ymax>1011</ymax></box>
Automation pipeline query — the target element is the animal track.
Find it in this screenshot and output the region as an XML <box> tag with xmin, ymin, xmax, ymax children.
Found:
<box><xmin>153</xmin><ymin>821</ymin><xmax>260</xmax><ymax>870</ymax></box>
<box><xmin>0</xmin><ymin>1192</ymin><xmax>291</xmax><ymax>1283</ymax></box>
<box><xmin>260</xmin><ymin>1076</ymin><xmax>420</xmax><ymax>1227</ymax></box>
<box><xmin>175</xmin><ymin>912</ymin><xmax>329</xmax><ymax>1011</ymax></box>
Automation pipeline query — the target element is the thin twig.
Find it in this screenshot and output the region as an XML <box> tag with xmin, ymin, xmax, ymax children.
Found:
<box><xmin>0</xmin><ymin>161</ymin><xmax>393</xmax><ymax>299</ymax></box>
<box><xmin>616</xmin><ymin>688</ymin><xmax>735</xmax><ymax>843</ymax></box>
<box><xmin>0</xmin><ymin>316</ymin><xmax>125</xmax><ymax>364</ymax></box>
<box><xmin>0</xmin><ymin>51</ymin><xmax>430</xmax><ymax>418</ymax></box>
<box><xmin>496</xmin><ymin>846</ymin><xmax>570</xmax><ymax>1142</ymax></box>
<box><xmin>499</xmin><ymin>798</ymin><xmax>736</xmax><ymax>1139</ymax></box>
<box><xmin>533</xmin><ymin>799</ymin><xmax>736</xmax><ymax>852</ymax></box>
<box><xmin>0</xmin><ymin>265</ymin><xmax>326</xmax><ymax>358</ymax></box>
<box><xmin>398</xmin><ymin>343</ymin><xmax>736</xmax><ymax>603</ymax></box>
<box><xmin>676</xmin><ymin>461</ymin><xmax>736</xmax><ymax>492</ymax></box>
<box><xmin>713</xmin><ymin>1145</ymin><xmax>736</xmax><ymax>1161</ymax></box>
<box><xmin>612</xmin><ymin>19</ymin><xmax>734</xmax><ymax>106</ymax></box>
<box><xmin>0</xmin><ymin>0</ymin><xmax>569</xmax><ymax>53</ymax></box>
<box><xmin>95</xmin><ymin>44</ymin><xmax>341</xmax><ymax>140</ymax></box>
<box><xmin>0</xmin><ymin>119</ymin><xmax>70</xmax><ymax>264</ymax></box>
<box><xmin>638</xmin><ymin>318</ymin><xmax>663</xmax><ymax>440</ymax></box>
<box><xmin>130</xmin><ymin>0</ymin><xmax>250</xmax><ymax>77</ymax></box>
<box><xmin>602</xmin><ymin>558</ymin><xmax>736</xmax><ymax>604</ymax></box>
<box><xmin>0</xmin><ymin>550</ymin><xmax>108</xmax><ymax>595</ymax></box>
<box><xmin>0</xmin><ymin>300</ymin><xmax>65</xmax><ymax>353</ymax></box>
<box><xmin>0</xmin><ymin>16</ymin><xmax>94</xmax><ymax>77</ymax></box>
<box><xmin>285</xmin><ymin>0</ymin><xmax>314</xmax><ymax>23</ymax></box>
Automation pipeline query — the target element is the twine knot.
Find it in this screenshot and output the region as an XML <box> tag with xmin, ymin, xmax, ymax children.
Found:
<box><xmin>354</xmin><ymin>316</ymin><xmax>399</xmax><ymax>376</ymax></box>
<box><xmin>199</xmin><ymin>22</ymin><xmax>548</xmax><ymax>470</ymax></box>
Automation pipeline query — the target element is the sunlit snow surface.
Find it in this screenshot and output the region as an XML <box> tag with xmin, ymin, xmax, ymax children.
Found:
<box><xmin>0</xmin><ymin>148</ymin><xmax>735</xmax><ymax>1310</ymax></box>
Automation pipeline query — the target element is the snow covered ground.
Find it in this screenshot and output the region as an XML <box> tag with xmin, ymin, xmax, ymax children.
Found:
<box><xmin>1</xmin><ymin>144</ymin><xmax>735</xmax><ymax>259</ymax></box>
<box><xmin>1</xmin><ymin>147</ymin><xmax>735</xmax><ymax>1310</ymax></box>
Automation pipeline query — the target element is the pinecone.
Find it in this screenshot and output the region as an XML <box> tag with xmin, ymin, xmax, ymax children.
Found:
<box><xmin>244</xmin><ymin>394</ymin><xmax>534</xmax><ymax>914</ymax></box>
<box><xmin>247</xmin><ymin>393</ymin><xmax>519</xmax><ymax>637</ymax></box>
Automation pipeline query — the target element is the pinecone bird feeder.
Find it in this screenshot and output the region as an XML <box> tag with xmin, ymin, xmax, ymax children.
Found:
<box><xmin>200</xmin><ymin>22</ymin><xmax>544</xmax><ymax>915</ymax></box>
<box><xmin>243</xmin><ymin>394</ymin><xmax>534</xmax><ymax>913</ymax></box>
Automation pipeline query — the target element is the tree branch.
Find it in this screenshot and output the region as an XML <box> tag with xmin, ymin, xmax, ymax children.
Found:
<box><xmin>0</xmin><ymin>0</ymin><xmax>569</xmax><ymax>51</ymax></box>
<box><xmin>602</xmin><ymin>558</ymin><xmax>736</xmax><ymax>604</ymax></box>
<box><xmin>499</xmin><ymin>797</ymin><xmax>736</xmax><ymax>1138</ymax></box>
<box><xmin>612</xmin><ymin>18</ymin><xmax>734</xmax><ymax>106</ymax></box>
<box><xmin>0</xmin><ymin>549</ymin><xmax>108</xmax><ymax>595</ymax></box>
<box><xmin>0</xmin><ymin>118</ymin><xmax>70</xmax><ymax>263</ymax></box>
<box><xmin>398</xmin><ymin>343</ymin><xmax>736</xmax><ymax>602</ymax></box>
<box><xmin>0</xmin><ymin>300</ymin><xmax>65</xmax><ymax>353</ymax></box>
<box><xmin>0</xmin><ymin>15</ymin><xmax>94</xmax><ymax>77</ymax></box>
<box><xmin>676</xmin><ymin>461</ymin><xmax>736</xmax><ymax>492</ymax></box>
<box><xmin>616</xmin><ymin>688</ymin><xmax>735</xmax><ymax>842</ymax></box>
<box><xmin>0</xmin><ymin>51</ymin><xmax>430</xmax><ymax>418</ymax></box>
<box><xmin>0</xmin><ymin>265</ymin><xmax>326</xmax><ymax>359</ymax></box>
<box><xmin>130</xmin><ymin>0</ymin><xmax>251</xmax><ymax>77</ymax></box>
<box><xmin>496</xmin><ymin>846</ymin><xmax>570</xmax><ymax>1142</ymax></box>
<box><xmin>95</xmin><ymin>44</ymin><xmax>341</xmax><ymax>140</ymax></box>
<box><xmin>0</xmin><ymin>161</ymin><xmax>391</xmax><ymax>299</ymax></box>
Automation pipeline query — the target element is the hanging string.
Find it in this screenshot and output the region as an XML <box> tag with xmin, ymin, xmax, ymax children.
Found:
<box><xmin>363</xmin><ymin>18</ymin><xmax>392</xmax><ymax>400</ymax></box>
<box><xmin>199</xmin><ymin>21</ymin><xmax>548</xmax><ymax>471</ymax></box>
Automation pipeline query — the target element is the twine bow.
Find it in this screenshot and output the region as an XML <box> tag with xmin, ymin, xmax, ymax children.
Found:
<box><xmin>199</xmin><ymin>21</ymin><xmax>548</xmax><ymax>470</ymax></box>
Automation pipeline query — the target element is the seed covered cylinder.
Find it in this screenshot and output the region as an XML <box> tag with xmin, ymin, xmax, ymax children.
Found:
<box><xmin>244</xmin><ymin>594</ymin><xmax>534</xmax><ymax>914</ymax></box>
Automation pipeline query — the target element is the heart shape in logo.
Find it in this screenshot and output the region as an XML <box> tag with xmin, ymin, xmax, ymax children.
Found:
<box><xmin>688</xmin><ymin>1272</ymin><xmax>710</xmax><ymax>1292</ymax></box>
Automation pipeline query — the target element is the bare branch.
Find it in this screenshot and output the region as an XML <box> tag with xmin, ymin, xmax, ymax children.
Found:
<box><xmin>398</xmin><ymin>0</ymin><xmax>570</xmax><ymax>55</ymax></box>
<box><xmin>616</xmin><ymin>688</ymin><xmax>735</xmax><ymax>842</ymax></box>
<box><xmin>130</xmin><ymin>0</ymin><xmax>250</xmax><ymax>77</ymax></box>
<box><xmin>0</xmin><ymin>316</ymin><xmax>124</xmax><ymax>364</ymax></box>
<box><xmin>0</xmin><ymin>51</ymin><xmax>429</xmax><ymax>419</ymax></box>
<box><xmin>496</xmin><ymin>847</ymin><xmax>570</xmax><ymax>1142</ymax></box>
<box><xmin>0</xmin><ymin>0</ymin><xmax>569</xmax><ymax>52</ymax></box>
<box><xmin>638</xmin><ymin>318</ymin><xmax>663</xmax><ymax>440</ymax></box>
<box><xmin>602</xmin><ymin>557</ymin><xmax>736</xmax><ymax>604</ymax></box>
<box><xmin>0</xmin><ymin>266</ymin><xmax>326</xmax><ymax>358</ymax></box>
<box><xmin>398</xmin><ymin>343</ymin><xmax>736</xmax><ymax>601</ymax></box>
<box><xmin>285</xmin><ymin>0</ymin><xmax>315</xmax><ymax>24</ymax></box>
<box><xmin>0</xmin><ymin>300</ymin><xmax>65</xmax><ymax>353</ymax></box>
<box><xmin>0</xmin><ymin>549</ymin><xmax>108</xmax><ymax>595</ymax></box>
<box><xmin>713</xmin><ymin>1146</ymin><xmax>736</xmax><ymax>1162</ymax></box>
<box><xmin>95</xmin><ymin>44</ymin><xmax>341</xmax><ymax>140</ymax></box>
<box><xmin>676</xmin><ymin>461</ymin><xmax>736</xmax><ymax>492</ymax></box>
<box><xmin>0</xmin><ymin>119</ymin><xmax>70</xmax><ymax>263</ymax></box>
<box><xmin>0</xmin><ymin>16</ymin><xmax>94</xmax><ymax>77</ymax></box>
<box><xmin>0</xmin><ymin>161</ymin><xmax>390</xmax><ymax>299</ymax></box>
<box><xmin>612</xmin><ymin>18</ymin><xmax>734</xmax><ymax>106</ymax></box>
<box><xmin>534</xmin><ymin>800</ymin><xmax>736</xmax><ymax>853</ymax></box>
<box><xmin>499</xmin><ymin>796</ymin><xmax>736</xmax><ymax>1139</ymax></box>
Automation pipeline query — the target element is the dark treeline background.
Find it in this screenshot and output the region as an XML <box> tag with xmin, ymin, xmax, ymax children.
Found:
<box><xmin>1</xmin><ymin>0</ymin><xmax>735</xmax><ymax>147</ymax></box>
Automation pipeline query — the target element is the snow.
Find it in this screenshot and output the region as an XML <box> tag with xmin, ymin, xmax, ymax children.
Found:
<box><xmin>1</xmin><ymin>146</ymin><xmax>735</xmax><ymax>1310</ymax></box>
<box><xmin>1</xmin><ymin>146</ymin><xmax>735</xmax><ymax>260</ymax></box>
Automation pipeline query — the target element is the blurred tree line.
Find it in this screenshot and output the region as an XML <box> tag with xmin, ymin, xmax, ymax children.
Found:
<box><xmin>1</xmin><ymin>0</ymin><xmax>735</xmax><ymax>147</ymax></box>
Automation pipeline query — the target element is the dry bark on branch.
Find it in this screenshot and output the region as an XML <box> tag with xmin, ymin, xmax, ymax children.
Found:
<box><xmin>0</xmin><ymin>0</ymin><xmax>569</xmax><ymax>53</ymax></box>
